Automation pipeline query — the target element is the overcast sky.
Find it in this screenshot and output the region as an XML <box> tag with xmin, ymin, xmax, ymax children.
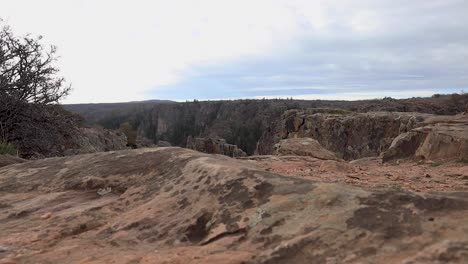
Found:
<box><xmin>1</xmin><ymin>0</ymin><xmax>467</xmax><ymax>103</ymax></box>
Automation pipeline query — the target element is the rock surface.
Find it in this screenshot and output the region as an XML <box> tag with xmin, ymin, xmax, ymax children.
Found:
<box><xmin>256</xmin><ymin>110</ymin><xmax>437</xmax><ymax>160</ymax></box>
<box><xmin>187</xmin><ymin>137</ymin><xmax>247</xmax><ymax>157</ymax></box>
<box><xmin>319</xmin><ymin>159</ymin><xmax>356</xmax><ymax>173</ymax></box>
<box><xmin>1</xmin><ymin>148</ymin><xmax>468</xmax><ymax>263</ymax></box>
<box><xmin>156</xmin><ymin>140</ymin><xmax>171</xmax><ymax>147</ymax></box>
<box><xmin>0</xmin><ymin>155</ymin><xmax>25</xmax><ymax>168</ymax></box>
<box><xmin>256</xmin><ymin>110</ymin><xmax>468</xmax><ymax>162</ymax></box>
<box><xmin>383</xmin><ymin>115</ymin><xmax>468</xmax><ymax>162</ymax></box>
<box><xmin>244</xmin><ymin>155</ymin><xmax>468</xmax><ymax>193</ymax></box>
<box><xmin>382</xmin><ymin>132</ymin><xmax>426</xmax><ymax>162</ymax></box>
<box><xmin>274</xmin><ymin>137</ymin><xmax>340</xmax><ymax>160</ymax></box>
<box><xmin>64</xmin><ymin>127</ymin><xmax>128</xmax><ymax>156</ymax></box>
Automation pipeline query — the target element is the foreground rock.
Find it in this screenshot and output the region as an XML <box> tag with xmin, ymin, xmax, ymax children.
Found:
<box><xmin>274</xmin><ymin>137</ymin><xmax>340</xmax><ymax>160</ymax></box>
<box><xmin>244</xmin><ymin>155</ymin><xmax>468</xmax><ymax>193</ymax></box>
<box><xmin>1</xmin><ymin>148</ymin><xmax>468</xmax><ymax>263</ymax></box>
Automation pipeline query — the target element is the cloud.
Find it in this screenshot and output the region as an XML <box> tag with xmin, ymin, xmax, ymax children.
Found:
<box><xmin>152</xmin><ymin>0</ymin><xmax>468</xmax><ymax>100</ymax></box>
<box><xmin>1</xmin><ymin>0</ymin><xmax>467</xmax><ymax>103</ymax></box>
<box><xmin>254</xmin><ymin>90</ymin><xmax>441</xmax><ymax>101</ymax></box>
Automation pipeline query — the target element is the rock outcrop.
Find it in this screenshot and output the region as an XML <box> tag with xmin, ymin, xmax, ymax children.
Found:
<box><xmin>274</xmin><ymin>137</ymin><xmax>340</xmax><ymax>160</ymax></box>
<box><xmin>256</xmin><ymin>110</ymin><xmax>435</xmax><ymax>160</ymax></box>
<box><xmin>382</xmin><ymin>132</ymin><xmax>426</xmax><ymax>162</ymax></box>
<box><xmin>156</xmin><ymin>140</ymin><xmax>171</xmax><ymax>147</ymax></box>
<box><xmin>187</xmin><ymin>137</ymin><xmax>246</xmax><ymax>157</ymax></box>
<box><xmin>383</xmin><ymin>115</ymin><xmax>468</xmax><ymax>162</ymax></box>
<box><xmin>64</xmin><ymin>127</ymin><xmax>128</xmax><ymax>156</ymax></box>
<box><xmin>1</xmin><ymin>148</ymin><xmax>468</xmax><ymax>263</ymax></box>
<box><xmin>0</xmin><ymin>155</ymin><xmax>25</xmax><ymax>168</ymax></box>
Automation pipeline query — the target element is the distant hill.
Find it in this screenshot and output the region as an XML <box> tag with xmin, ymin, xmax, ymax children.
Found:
<box><xmin>64</xmin><ymin>100</ymin><xmax>175</xmax><ymax>125</ymax></box>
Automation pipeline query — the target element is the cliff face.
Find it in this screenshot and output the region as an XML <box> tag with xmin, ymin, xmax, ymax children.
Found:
<box><xmin>383</xmin><ymin>115</ymin><xmax>468</xmax><ymax>162</ymax></box>
<box><xmin>65</xmin><ymin>94</ymin><xmax>468</xmax><ymax>157</ymax></box>
<box><xmin>256</xmin><ymin>110</ymin><xmax>438</xmax><ymax>160</ymax></box>
<box><xmin>135</xmin><ymin>100</ymin><xmax>287</xmax><ymax>155</ymax></box>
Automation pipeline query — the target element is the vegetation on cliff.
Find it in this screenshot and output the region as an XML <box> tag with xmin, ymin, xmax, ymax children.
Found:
<box><xmin>0</xmin><ymin>20</ymin><xmax>83</xmax><ymax>158</ymax></box>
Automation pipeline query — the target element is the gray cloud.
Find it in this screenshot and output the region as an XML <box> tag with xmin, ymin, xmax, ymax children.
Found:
<box><xmin>153</xmin><ymin>0</ymin><xmax>468</xmax><ymax>100</ymax></box>
<box><xmin>2</xmin><ymin>0</ymin><xmax>467</xmax><ymax>102</ymax></box>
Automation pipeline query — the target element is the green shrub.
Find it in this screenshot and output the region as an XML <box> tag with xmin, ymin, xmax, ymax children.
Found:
<box><xmin>119</xmin><ymin>122</ymin><xmax>137</xmax><ymax>147</ymax></box>
<box><xmin>0</xmin><ymin>141</ymin><xmax>18</xmax><ymax>155</ymax></box>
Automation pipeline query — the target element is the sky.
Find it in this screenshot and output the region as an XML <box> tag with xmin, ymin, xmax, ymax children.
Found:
<box><xmin>1</xmin><ymin>0</ymin><xmax>467</xmax><ymax>103</ymax></box>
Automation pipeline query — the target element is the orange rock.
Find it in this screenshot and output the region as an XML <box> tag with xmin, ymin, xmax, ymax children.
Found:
<box><xmin>40</xmin><ymin>212</ymin><xmax>52</xmax><ymax>219</ymax></box>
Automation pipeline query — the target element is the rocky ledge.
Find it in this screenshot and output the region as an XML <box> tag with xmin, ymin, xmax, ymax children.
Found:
<box><xmin>383</xmin><ymin>114</ymin><xmax>468</xmax><ymax>162</ymax></box>
<box><xmin>0</xmin><ymin>155</ymin><xmax>25</xmax><ymax>168</ymax></box>
<box><xmin>1</xmin><ymin>147</ymin><xmax>467</xmax><ymax>263</ymax></box>
<box><xmin>256</xmin><ymin>110</ymin><xmax>436</xmax><ymax>159</ymax></box>
<box><xmin>257</xmin><ymin>109</ymin><xmax>468</xmax><ymax>163</ymax></box>
<box><xmin>187</xmin><ymin>136</ymin><xmax>246</xmax><ymax>157</ymax></box>
<box><xmin>273</xmin><ymin>137</ymin><xmax>340</xmax><ymax>160</ymax></box>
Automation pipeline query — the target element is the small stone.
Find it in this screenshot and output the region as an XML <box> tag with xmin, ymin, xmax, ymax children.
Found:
<box><xmin>97</xmin><ymin>187</ymin><xmax>112</xmax><ymax>196</ymax></box>
<box><xmin>425</xmin><ymin>174</ymin><xmax>431</xmax><ymax>178</ymax></box>
<box><xmin>0</xmin><ymin>245</ymin><xmax>8</xmax><ymax>252</ymax></box>
<box><xmin>40</xmin><ymin>212</ymin><xmax>52</xmax><ymax>219</ymax></box>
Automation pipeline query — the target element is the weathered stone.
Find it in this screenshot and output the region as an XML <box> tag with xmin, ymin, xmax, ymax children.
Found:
<box><xmin>383</xmin><ymin>115</ymin><xmax>468</xmax><ymax>162</ymax></box>
<box><xmin>64</xmin><ymin>127</ymin><xmax>128</xmax><ymax>156</ymax></box>
<box><xmin>257</xmin><ymin>111</ymin><xmax>434</xmax><ymax>160</ymax></box>
<box><xmin>0</xmin><ymin>155</ymin><xmax>25</xmax><ymax>168</ymax></box>
<box><xmin>0</xmin><ymin>148</ymin><xmax>467</xmax><ymax>263</ymax></box>
<box><xmin>382</xmin><ymin>132</ymin><xmax>425</xmax><ymax>162</ymax></box>
<box><xmin>319</xmin><ymin>160</ymin><xmax>356</xmax><ymax>173</ymax></box>
<box><xmin>186</xmin><ymin>136</ymin><xmax>246</xmax><ymax>157</ymax></box>
<box><xmin>156</xmin><ymin>140</ymin><xmax>171</xmax><ymax>147</ymax></box>
<box><xmin>274</xmin><ymin>137</ymin><xmax>340</xmax><ymax>160</ymax></box>
<box><xmin>415</xmin><ymin>123</ymin><xmax>468</xmax><ymax>162</ymax></box>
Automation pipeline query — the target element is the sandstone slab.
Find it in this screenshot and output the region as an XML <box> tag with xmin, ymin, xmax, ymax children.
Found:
<box><xmin>0</xmin><ymin>155</ymin><xmax>25</xmax><ymax>168</ymax></box>
<box><xmin>0</xmin><ymin>148</ymin><xmax>467</xmax><ymax>263</ymax></box>
<box><xmin>274</xmin><ymin>137</ymin><xmax>340</xmax><ymax>160</ymax></box>
<box><xmin>384</xmin><ymin>115</ymin><xmax>468</xmax><ymax>162</ymax></box>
